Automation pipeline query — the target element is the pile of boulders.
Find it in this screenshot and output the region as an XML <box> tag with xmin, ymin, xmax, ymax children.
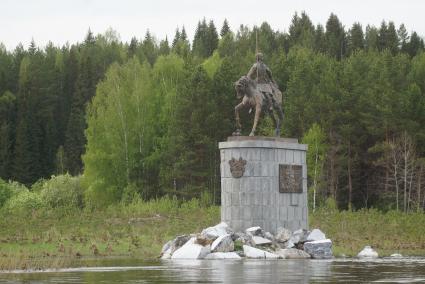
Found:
<box><xmin>160</xmin><ymin>222</ymin><xmax>333</xmax><ymax>260</ymax></box>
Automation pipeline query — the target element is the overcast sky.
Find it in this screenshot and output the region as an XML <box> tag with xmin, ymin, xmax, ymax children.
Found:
<box><xmin>1</xmin><ymin>0</ymin><xmax>424</xmax><ymax>51</ymax></box>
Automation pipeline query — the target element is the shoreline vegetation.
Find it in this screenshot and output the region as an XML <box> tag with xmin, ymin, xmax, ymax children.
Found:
<box><xmin>1</xmin><ymin>194</ymin><xmax>424</xmax><ymax>271</ymax></box>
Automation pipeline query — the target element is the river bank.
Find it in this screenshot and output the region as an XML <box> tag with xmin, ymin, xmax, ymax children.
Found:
<box><xmin>0</xmin><ymin>197</ymin><xmax>424</xmax><ymax>270</ymax></box>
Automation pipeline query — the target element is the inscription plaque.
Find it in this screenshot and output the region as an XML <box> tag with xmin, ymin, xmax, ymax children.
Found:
<box><xmin>279</xmin><ymin>164</ymin><xmax>303</xmax><ymax>193</ymax></box>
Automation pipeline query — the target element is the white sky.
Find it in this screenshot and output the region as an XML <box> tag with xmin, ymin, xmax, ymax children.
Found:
<box><xmin>1</xmin><ymin>0</ymin><xmax>424</xmax><ymax>51</ymax></box>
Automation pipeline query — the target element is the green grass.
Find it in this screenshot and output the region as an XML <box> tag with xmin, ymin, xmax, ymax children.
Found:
<box><xmin>310</xmin><ymin>208</ymin><xmax>425</xmax><ymax>257</ymax></box>
<box><xmin>0</xmin><ymin>198</ymin><xmax>424</xmax><ymax>270</ymax></box>
<box><xmin>0</xmin><ymin>197</ymin><xmax>220</xmax><ymax>270</ymax></box>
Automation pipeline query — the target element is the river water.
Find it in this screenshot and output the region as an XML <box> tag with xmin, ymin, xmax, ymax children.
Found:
<box><xmin>1</xmin><ymin>257</ymin><xmax>425</xmax><ymax>283</ymax></box>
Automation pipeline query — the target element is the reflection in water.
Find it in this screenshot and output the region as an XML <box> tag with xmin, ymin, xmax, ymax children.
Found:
<box><xmin>0</xmin><ymin>258</ymin><xmax>425</xmax><ymax>283</ymax></box>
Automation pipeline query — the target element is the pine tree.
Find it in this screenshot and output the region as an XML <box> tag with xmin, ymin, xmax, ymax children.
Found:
<box><xmin>172</xmin><ymin>27</ymin><xmax>190</xmax><ymax>58</ymax></box>
<box><xmin>378</xmin><ymin>21</ymin><xmax>388</xmax><ymax>51</ymax></box>
<box><xmin>398</xmin><ymin>24</ymin><xmax>409</xmax><ymax>51</ymax></box>
<box><xmin>13</xmin><ymin>55</ymin><xmax>43</xmax><ymax>185</ymax></box>
<box><xmin>0</xmin><ymin>91</ymin><xmax>16</xmax><ymax>179</ymax></box>
<box><xmin>163</xmin><ymin>65</ymin><xmax>216</xmax><ymax>196</ymax></box>
<box><xmin>28</xmin><ymin>39</ymin><xmax>37</xmax><ymax>55</ymax></box>
<box><xmin>325</xmin><ymin>13</ymin><xmax>346</xmax><ymax>59</ymax></box>
<box><xmin>314</xmin><ymin>24</ymin><xmax>326</xmax><ymax>53</ymax></box>
<box><xmin>180</xmin><ymin>26</ymin><xmax>188</xmax><ymax>42</ymax></box>
<box><xmin>386</xmin><ymin>22</ymin><xmax>399</xmax><ymax>54</ymax></box>
<box><xmin>220</xmin><ymin>19</ymin><xmax>231</xmax><ymax>37</ymax></box>
<box><xmin>172</xmin><ymin>28</ymin><xmax>181</xmax><ymax>49</ymax></box>
<box><xmin>128</xmin><ymin>37</ymin><xmax>138</xmax><ymax>58</ymax></box>
<box><xmin>64</xmin><ymin>39</ymin><xmax>97</xmax><ymax>175</ymax></box>
<box><xmin>397</xmin><ymin>24</ymin><xmax>409</xmax><ymax>49</ymax></box>
<box><xmin>288</xmin><ymin>12</ymin><xmax>315</xmax><ymax>48</ymax></box>
<box><xmin>159</xmin><ymin>37</ymin><xmax>170</xmax><ymax>55</ymax></box>
<box><xmin>206</xmin><ymin>20</ymin><xmax>219</xmax><ymax>56</ymax></box>
<box><xmin>405</xmin><ymin>32</ymin><xmax>424</xmax><ymax>57</ymax></box>
<box><xmin>84</xmin><ymin>28</ymin><xmax>95</xmax><ymax>45</ymax></box>
<box><xmin>347</xmin><ymin>23</ymin><xmax>364</xmax><ymax>55</ymax></box>
<box><xmin>142</xmin><ymin>30</ymin><xmax>158</xmax><ymax>66</ymax></box>
<box><xmin>365</xmin><ymin>25</ymin><xmax>379</xmax><ymax>50</ymax></box>
<box><xmin>192</xmin><ymin>19</ymin><xmax>211</xmax><ymax>58</ymax></box>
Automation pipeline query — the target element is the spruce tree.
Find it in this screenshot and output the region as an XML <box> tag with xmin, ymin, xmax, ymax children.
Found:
<box><xmin>128</xmin><ymin>37</ymin><xmax>138</xmax><ymax>58</ymax></box>
<box><xmin>206</xmin><ymin>20</ymin><xmax>219</xmax><ymax>56</ymax></box>
<box><xmin>348</xmin><ymin>23</ymin><xmax>364</xmax><ymax>54</ymax></box>
<box><xmin>386</xmin><ymin>22</ymin><xmax>399</xmax><ymax>54</ymax></box>
<box><xmin>180</xmin><ymin>26</ymin><xmax>188</xmax><ymax>41</ymax></box>
<box><xmin>172</xmin><ymin>28</ymin><xmax>181</xmax><ymax>49</ymax></box>
<box><xmin>192</xmin><ymin>19</ymin><xmax>208</xmax><ymax>58</ymax></box>
<box><xmin>142</xmin><ymin>30</ymin><xmax>158</xmax><ymax>66</ymax></box>
<box><xmin>314</xmin><ymin>24</ymin><xmax>326</xmax><ymax>53</ymax></box>
<box><xmin>325</xmin><ymin>13</ymin><xmax>346</xmax><ymax>59</ymax></box>
<box><xmin>398</xmin><ymin>24</ymin><xmax>409</xmax><ymax>52</ymax></box>
<box><xmin>220</xmin><ymin>19</ymin><xmax>231</xmax><ymax>37</ymax></box>
<box><xmin>405</xmin><ymin>32</ymin><xmax>424</xmax><ymax>57</ymax></box>
<box><xmin>378</xmin><ymin>21</ymin><xmax>388</xmax><ymax>51</ymax></box>
<box><xmin>288</xmin><ymin>12</ymin><xmax>315</xmax><ymax>48</ymax></box>
<box><xmin>159</xmin><ymin>37</ymin><xmax>170</xmax><ymax>56</ymax></box>
<box><xmin>365</xmin><ymin>25</ymin><xmax>379</xmax><ymax>50</ymax></box>
<box><xmin>0</xmin><ymin>91</ymin><xmax>16</xmax><ymax>179</ymax></box>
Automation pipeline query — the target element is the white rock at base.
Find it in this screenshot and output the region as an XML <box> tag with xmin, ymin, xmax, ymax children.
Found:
<box><xmin>204</xmin><ymin>252</ymin><xmax>242</xmax><ymax>259</ymax></box>
<box><xmin>161</xmin><ymin>247</ymin><xmax>172</xmax><ymax>259</ymax></box>
<box><xmin>357</xmin><ymin>246</ymin><xmax>379</xmax><ymax>258</ymax></box>
<box><xmin>307</xmin><ymin>229</ymin><xmax>326</xmax><ymax>242</ymax></box>
<box><xmin>275</xmin><ymin>227</ymin><xmax>292</xmax><ymax>243</ymax></box>
<box><xmin>161</xmin><ymin>240</ymin><xmax>172</xmax><ymax>254</ymax></box>
<box><xmin>275</xmin><ymin>248</ymin><xmax>311</xmax><ymax>259</ymax></box>
<box><xmin>201</xmin><ymin>222</ymin><xmax>232</xmax><ymax>240</ymax></box>
<box><xmin>170</xmin><ymin>235</ymin><xmax>191</xmax><ymax>253</ymax></box>
<box><xmin>252</xmin><ymin>236</ymin><xmax>272</xmax><ymax>245</ymax></box>
<box><xmin>285</xmin><ymin>240</ymin><xmax>295</xmax><ymax>249</ymax></box>
<box><xmin>243</xmin><ymin>245</ymin><xmax>279</xmax><ymax>259</ymax></box>
<box><xmin>171</xmin><ymin>237</ymin><xmax>211</xmax><ymax>259</ymax></box>
<box><xmin>211</xmin><ymin>234</ymin><xmax>234</xmax><ymax>252</ymax></box>
<box><xmin>303</xmin><ymin>239</ymin><xmax>333</xmax><ymax>259</ymax></box>
<box><xmin>288</xmin><ymin>229</ymin><xmax>309</xmax><ymax>246</ymax></box>
<box><xmin>264</xmin><ymin>232</ymin><xmax>275</xmax><ymax>241</ymax></box>
<box><xmin>390</xmin><ymin>253</ymin><xmax>402</xmax><ymax>258</ymax></box>
<box><xmin>246</xmin><ymin>226</ymin><xmax>263</xmax><ymax>236</ymax></box>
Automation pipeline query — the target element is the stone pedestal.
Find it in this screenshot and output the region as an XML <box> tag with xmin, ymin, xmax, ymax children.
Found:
<box><xmin>219</xmin><ymin>136</ymin><xmax>308</xmax><ymax>234</ymax></box>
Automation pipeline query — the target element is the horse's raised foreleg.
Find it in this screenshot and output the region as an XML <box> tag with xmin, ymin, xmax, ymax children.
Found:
<box><xmin>233</xmin><ymin>102</ymin><xmax>244</xmax><ymax>136</ymax></box>
<box><xmin>249</xmin><ymin>104</ymin><xmax>262</xmax><ymax>136</ymax></box>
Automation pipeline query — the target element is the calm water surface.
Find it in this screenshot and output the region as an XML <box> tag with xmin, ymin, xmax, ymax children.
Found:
<box><xmin>1</xmin><ymin>257</ymin><xmax>425</xmax><ymax>283</ymax></box>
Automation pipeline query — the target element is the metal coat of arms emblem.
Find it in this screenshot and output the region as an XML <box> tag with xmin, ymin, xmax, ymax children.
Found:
<box><xmin>229</xmin><ymin>157</ymin><xmax>247</xmax><ymax>178</ymax></box>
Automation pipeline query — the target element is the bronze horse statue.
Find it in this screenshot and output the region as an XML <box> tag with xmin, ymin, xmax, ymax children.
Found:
<box><xmin>233</xmin><ymin>76</ymin><xmax>284</xmax><ymax>137</ymax></box>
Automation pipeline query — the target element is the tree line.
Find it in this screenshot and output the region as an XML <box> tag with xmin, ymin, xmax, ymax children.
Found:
<box><xmin>0</xmin><ymin>13</ymin><xmax>424</xmax><ymax>211</ymax></box>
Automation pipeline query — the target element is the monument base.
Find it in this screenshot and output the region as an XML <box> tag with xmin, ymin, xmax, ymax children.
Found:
<box><xmin>219</xmin><ymin>136</ymin><xmax>308</xmax><ymax>234</ymax></box>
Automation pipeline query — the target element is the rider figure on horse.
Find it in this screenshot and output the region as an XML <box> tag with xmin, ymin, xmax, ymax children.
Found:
<box><xmin>247</xmin><ymin>52</ymin><xmax>280</xmax><ymax>108</ymax></box>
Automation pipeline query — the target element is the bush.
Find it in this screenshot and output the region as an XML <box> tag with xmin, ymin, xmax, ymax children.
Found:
<box><xmin>0</xmin><ymin>179</ymin><xmax>12</xmax><ymax>208</ymax></box>
<box><xmin>3</xmin><ymin>190</ymin><xmax>43</xmax><ymax>214</ymax></box>
<box><xmin>40</xmin><ymin>174</ymin><xmax>84</xmax><ymax>209</ymax></box>
<box><xmin>0</xmin><ymin>179</ymin><xmax>28</xmax><ymax>208</ymax></box>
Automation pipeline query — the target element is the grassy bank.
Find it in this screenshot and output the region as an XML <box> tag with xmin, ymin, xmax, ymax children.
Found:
<box><xmin>0</xmin><ymin>197</ymin><xmax>219</xmax><ymax>270</ymax></box>
<box><xmin>1</xmin><ymin>197</ymin><xmax>425</xmax><ymax>270</ymax></box>
<box><xmin>310</xmin><ymin>208</ymin><xmax>425</xmax><ymax>257</ymax></box>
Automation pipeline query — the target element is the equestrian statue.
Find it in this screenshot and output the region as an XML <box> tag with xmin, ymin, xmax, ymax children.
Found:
<box><xmin>233</xmin><ymin>52</ymin><xmax>284</xmax><ymax>137</ymax></box>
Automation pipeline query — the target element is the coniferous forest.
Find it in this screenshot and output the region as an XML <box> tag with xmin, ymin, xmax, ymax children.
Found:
<box><xmin>1</xmin><ymin>13</ymin><xmax>425</xmax><ymax>212</ymax></box>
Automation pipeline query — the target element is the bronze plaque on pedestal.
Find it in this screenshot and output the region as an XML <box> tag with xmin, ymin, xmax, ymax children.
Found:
<box><xmin>279</xmin><ymin>164</ymin><xmax>302</xmax><ymax>193</ymax></box>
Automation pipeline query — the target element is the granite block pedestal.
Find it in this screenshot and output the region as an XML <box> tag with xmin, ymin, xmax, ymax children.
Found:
<box><xmin>219</xmin><ymin>136</ymin><xmax>308</xmax><ymax>234</ymax></box>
